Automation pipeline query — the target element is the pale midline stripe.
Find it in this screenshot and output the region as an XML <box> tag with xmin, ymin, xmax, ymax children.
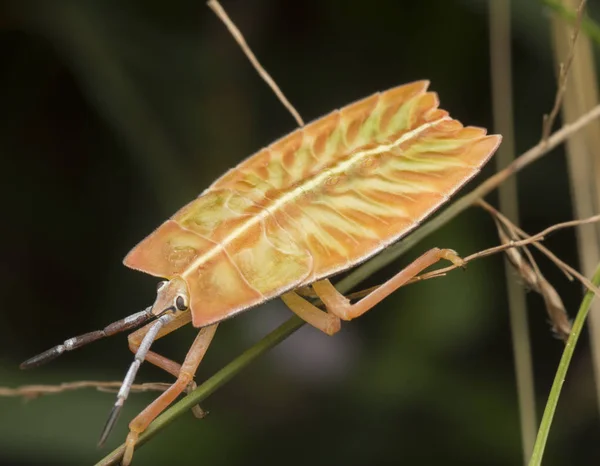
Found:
<box><xmin>182</xmin><ymin>116</ymin><xmax>449</xmax><ymax>278</ymax></box>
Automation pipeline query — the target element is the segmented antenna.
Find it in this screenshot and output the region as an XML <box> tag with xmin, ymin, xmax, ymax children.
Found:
<box><xmin>20</xmin><ymin>307</ymin><xmax>154</xmax><ymax>370</ymax></box>
<box><xmin>98</xmin><ymin>312</ymin><xmax>176</xmax><ymax>447</ymax></box>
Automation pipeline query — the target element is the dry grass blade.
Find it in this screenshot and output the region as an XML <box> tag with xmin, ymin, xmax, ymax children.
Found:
<box><xmin>489</xmin><ymin>0</ymin><xmax>536</xmax><ymax>459</ymax></box>
<box><xmin>207</xmin><ymin>0</ymin><xmax>304</xmax><ymax>126</ymax></box>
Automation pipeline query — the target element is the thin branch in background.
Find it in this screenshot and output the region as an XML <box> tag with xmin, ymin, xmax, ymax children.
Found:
<box><xmin>207</xmin><ymin>0</ymin><xmax>305</xmax><ymax>126</ymax></box>
<box><xmin>477</xmin><ymin>200</ymin><xmax>575</xmax><ymax>282</ymax></box>
<box><xmin>541</xmin><ymin>0</ymin><xmax>587</xmax><ymax>142</ymax></box>
<box><xmin>0</xmin><ymin>381</ymin><xmax>170</xmax><ymax>400</ymax></box>
<box><xmin>413</xmin><ymin>214</ymin><xmax>600</xmax><ymax>294</ymax></box>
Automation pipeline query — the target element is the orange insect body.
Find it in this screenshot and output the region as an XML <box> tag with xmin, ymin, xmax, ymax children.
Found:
<box><xmin>125</xmin><ymin>80</ymin><xmax>501</xmax><ymax>328</ymax></box>
<box><xmin>21</xmin><ymin>79</ymin><xmax>501</xmax><ymax>466</ymax></box>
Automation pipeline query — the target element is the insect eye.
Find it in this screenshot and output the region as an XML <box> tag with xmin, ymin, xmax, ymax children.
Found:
<box><xmin>156</xmin><ymin>281</ymin><xmax>168</xmax><ymax>292</ymax></box>
<box><xmin>175</xmin><ymin>295</ymin><xmax>188</xmax><ymax>311</ymax></box>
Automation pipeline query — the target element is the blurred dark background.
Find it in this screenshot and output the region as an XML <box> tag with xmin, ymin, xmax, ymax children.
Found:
<box><xmin>1</xmin><ymin>0</ymin><xmax>600</xmax><ymax>464</ymax></box>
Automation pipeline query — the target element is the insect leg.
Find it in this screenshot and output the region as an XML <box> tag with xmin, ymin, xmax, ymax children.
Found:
<box><xmin>128</xmin><ymin>311</ymin><xmax>193</xmax><ymax>378</ymax></box>
<box><xmin>281</xmin><ymin>292</ymin><xmax>341</xmax><ymax>335</ymax></box>
<box><xmin>122</xmin><ymin>324</ymin><xmax>218</xmax><ymax>466</ymax></box>
<box><xmin>128</xmin><ymin>311</ymin><xmax>207</xmax><ymax>418</ymax></box>
<box><xmin>312</xmin><ymin>248</ymin><xmax>465</xmax><ymax>321</ymax></box>
<box><xmin>98</xmin><ymin>313</ymin><xmax>177</xmax><ymax>448</ymax></box>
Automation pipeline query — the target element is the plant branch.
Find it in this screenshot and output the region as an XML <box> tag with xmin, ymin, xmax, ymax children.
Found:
<box><xmin>207</xmin><ymin>0</ymin><xmax>304</xmax><ymax>126</ymax></box>
<box><xmin>0</xmin><ymin>381</ymin><xmax>170</xmax><ymax>399</ymax></box>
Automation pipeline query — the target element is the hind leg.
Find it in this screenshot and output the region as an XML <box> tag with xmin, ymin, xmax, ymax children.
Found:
<box><xmin>312</xmin><ymin>248</ymin><xmax>464</xmax><ymax>321</ymax></box>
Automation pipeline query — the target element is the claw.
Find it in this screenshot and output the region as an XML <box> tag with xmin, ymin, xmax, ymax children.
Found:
<box><xmin>123</xmin><ymin>431</ymin><xmax>139</xmax><ymax>466</ymax></box>
<box><xmin>440</xmin><ymin>248</ymin><xmax>466</xmax><ymax>269</ymax></box>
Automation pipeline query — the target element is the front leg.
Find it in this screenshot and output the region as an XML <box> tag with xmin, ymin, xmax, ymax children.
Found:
<box><xmin>123</xmin><ymin>324</ymin><xmax>218</xmax><ymax>466</ymax></box>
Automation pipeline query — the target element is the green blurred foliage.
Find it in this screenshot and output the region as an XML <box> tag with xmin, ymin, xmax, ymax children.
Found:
<box><xmin>1</xmin><ymin>0</ymin><xmax>600</xmax><ymax>464</ymax></box>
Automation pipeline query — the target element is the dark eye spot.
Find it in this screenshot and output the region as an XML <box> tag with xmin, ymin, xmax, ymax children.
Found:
<box><xmin>175</xmin><ymin>295</ymin><xmax>188</xmax><ymax>311</ymax></box>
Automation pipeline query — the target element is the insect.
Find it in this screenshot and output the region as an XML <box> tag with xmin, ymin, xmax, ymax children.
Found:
<box><xmin>21</xmin><ymin>80</ymin><xmax>501</xmax><ymax>465</ymax></box>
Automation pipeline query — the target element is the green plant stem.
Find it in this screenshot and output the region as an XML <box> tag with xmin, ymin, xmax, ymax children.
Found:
<box><xmin>528</xmin><ymin>262</ymin><xmax>600</xmax><ymax>466</ymax></box>
<box><xmin>96</xmin><ymin>105</ymin><xmax>600</xmax><ymax>464</ymax></box>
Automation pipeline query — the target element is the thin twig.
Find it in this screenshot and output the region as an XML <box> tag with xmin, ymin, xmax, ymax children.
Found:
<box><xmin>0</xmin><ymin>381</ymin><xmax>170</xmax><ymax>399</ymax></box>
<box><xmin>477</xmin><ymin>200</ymin><xmax>574</xmax><ymax>281</ymax></box>
<box><xmin>485</xmin><ymin>208</ymin><xmax>571</xmax><ymax>339</ymax></box>
<box><xmin>414</xmin><ymin>214</ymin><xmax>600</xmax><ymax>298</ymax></box>
<box><xmin>207</xmin><ymin>0</ymin><xmax>304</xmax><ymax>126</ymax></box>
<box><xmin>541</xmin><ymin>0</ymin><xmax>587</xmax><ymax>142</ymax></box>
<box><xmin>478</xmin><ymin>201</ymin><xmax>599</xmax><ymax>295</ymax></box>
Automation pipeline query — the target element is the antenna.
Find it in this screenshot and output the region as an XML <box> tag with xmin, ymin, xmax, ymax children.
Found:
<box><xmin>20</xmin><ymin>307</ymin><xmax>154</xmax><ymax>369</ymax></box>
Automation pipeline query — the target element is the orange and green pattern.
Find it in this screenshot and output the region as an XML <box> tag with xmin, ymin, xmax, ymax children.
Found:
<box><xmin>124</xmin><ymin>81</ymin><xmax>501</xmax><ymax>327</ymax></box>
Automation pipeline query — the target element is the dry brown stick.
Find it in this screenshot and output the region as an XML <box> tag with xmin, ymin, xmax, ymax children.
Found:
<box><xmin>416</xmin><ymin>215</ymin><xmax>600</xmax><ymax>297</ymax></box>
<box><xmin>477</xmin><ymin>199</ymin><xmax>575</xmax><ymax>281</ymax></box>
<box><xmin>482</xmin><ymin>205</ymin><xmax>571</xmax><ymax>339</ymax></box>
<box><xmin>346</xmin><ymin>213</ymin><xmax>600</xmax><ymax>302</ymax></box>
<box><xmin>541</xmin><ymin>0</ymin><xmax>587</xmax><ymax>142</ymax></box>
<box><xmin>0</xmin><ymin>381</ymin><xmax>171</xmax><ymax>400</ymax></box>
<box><xmin>478</xmin><ymin>201</ymin><xmax>594</xmax><ymax>293</ymax></box>
<box><xmin>207</xmin><ymin>0</ymin><xmax>304</xmax><ymax>127</ymax></box>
